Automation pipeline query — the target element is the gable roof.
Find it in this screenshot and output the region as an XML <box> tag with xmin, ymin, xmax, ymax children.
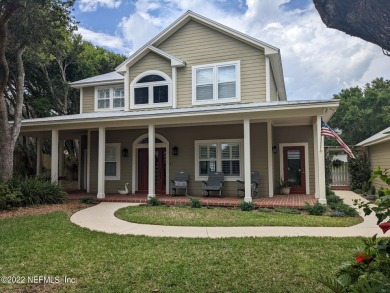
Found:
<box><xmin>116</xmin><ymin>10</ymin><xmax>286</xmax><ymax>99</ymax></box>
<box><xmin>70</xmin><ymin>71</ymin><xmax>124</xmax><ymax>88</ymax></box>
<box><xmin>356</xmin><ymin>126</ymin><xmax>390</xmax><ymax>147</ymax></box>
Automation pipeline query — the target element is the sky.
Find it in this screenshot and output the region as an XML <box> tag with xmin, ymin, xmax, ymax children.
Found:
<box><xmin>73</xmin><ymin>0</ymin><xmax>390</xmax><ymax>101</ymax></box>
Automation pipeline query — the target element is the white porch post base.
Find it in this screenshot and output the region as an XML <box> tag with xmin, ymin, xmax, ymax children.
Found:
<box><xmin>148</xmin><ymin>124</ymin><xmax>156</xmax><ymax>198</ymax></box>
<box><xmin>97</xmin><ymin>193</ymin><xmax>105</xmax><ymax>199</ymax></box>
<box><xmin>244</xmin><ymin>119</ymin><xmax>252</xmax><ymax>203</ymax></box>
<box><xmin>318</xmin><ymin>198</ymin><xmax>327</xmax><ymax>204</ymax></box>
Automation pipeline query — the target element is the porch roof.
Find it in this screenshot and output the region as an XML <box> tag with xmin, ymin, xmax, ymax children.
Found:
<box><xmin>19</xmin><ymin>100</ymin><xmax>339</xmax><ymax>129</ymax></box>
<box><xmin>356</xmin><ymin>126</ymin><xmax>390</xmax><ymax>147</ymax></box>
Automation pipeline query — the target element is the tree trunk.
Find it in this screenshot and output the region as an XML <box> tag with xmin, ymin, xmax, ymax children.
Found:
<box><xmin>313</xmin><ymin>0</ymin><xmax>390</xmax><ymax>52</ymax></box>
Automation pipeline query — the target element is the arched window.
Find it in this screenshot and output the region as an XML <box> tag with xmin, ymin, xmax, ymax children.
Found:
<box><xmin>131</xmin><ymin>71</ymin><xmax>172</xmax><ymax>108</ymax></box>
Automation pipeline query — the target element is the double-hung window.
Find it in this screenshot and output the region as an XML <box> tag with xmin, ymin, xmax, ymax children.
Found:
<box><xmin>105</xmin><ymin>143</ymin><xmax>120</xmax><ymax>180</ymax></box>
<box><xmin>195</xmin><ymin>139</ymin><xmax>243</xmax><ymax>181</ymax></box>
<box><xmin>131</xmin><ymin>71</ymin><xmax>172</xmax><ymax>109</ymax></box>
<box><xmin>193</xmin><ymin>61</ymin><xmax>240</xmax><ymax>104</ymax></box>
<box><xmin>96</xmin><ymin>86</ymin><xmax>124</xmax><ymax>111</ymax></box>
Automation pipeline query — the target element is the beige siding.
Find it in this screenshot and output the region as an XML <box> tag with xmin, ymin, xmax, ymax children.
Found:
<box><xmin>82</xmin><ymin>87</ymin><xmax>94</xmax><ymax>113</ymax></box>
<box><xmin>158</xmin><ymin>20</ymin><xmax>266</xmax><ymax>107</ymax></box>
<box><xmin>273</xmin><ymin>126</ymin><xmax>315</xmax><ymax>194</ymax></box>
<box><xmin>88</xmin><ymin>123</ymin><xmax>270</xmax><ymax>196</ymax></box>
<box><xmin>369</xmin><ymin>141</ymin><xmax>390</xmax><ymax>190</ymax></box>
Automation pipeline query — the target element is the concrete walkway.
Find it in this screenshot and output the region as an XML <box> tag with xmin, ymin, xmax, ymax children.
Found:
<box><xmin>70</xmin><ymin>191</ymin><xmax>386</xmax><ymax>238</ymax></box>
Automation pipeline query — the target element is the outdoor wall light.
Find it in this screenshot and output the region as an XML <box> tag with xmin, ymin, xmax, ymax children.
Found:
<box><xmin>272</xmin><ymin>145</ymin><xmax>277</xmax><ymax>154</ymax></box>
<box><xmin>172</xmin><ymin>146</ymin><xmax>179</xmax><ymax>156</ymax></box>
<box><xmin>122</xmin><ymin>148</ymin><xmax>129</xmax><ymax>157</ymax></box>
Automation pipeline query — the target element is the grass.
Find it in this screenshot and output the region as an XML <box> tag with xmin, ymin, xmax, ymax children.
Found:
<box><xmin>0</xmin><ymin>210</ymin><xmax>365</xmax><ymax>292</ymax></box>
<box><xmin>115</xmin><ymin>205</ymin><xmax>363</xmax><ymax>227</ymax></box>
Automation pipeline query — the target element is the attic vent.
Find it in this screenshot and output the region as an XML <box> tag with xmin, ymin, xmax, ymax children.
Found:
<box><xmin>137</xmin><ymin>75</ymin><xmax>166</xmax><ymax>83</ymax></box>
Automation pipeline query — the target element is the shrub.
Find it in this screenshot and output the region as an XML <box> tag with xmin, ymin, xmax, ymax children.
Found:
<box><xmin>331</xmin><ymin>203</ymin><xmax>358</xmax><ymax>217</ymax></box>
<box><xmin>330</xmin><ymin>211</ymin><xmax>346</xmax><ymax>217</ymax></box>
<box><xmin>147</xmin><ymin>196</ymin><xmax>161</xmax><ymax>206</ymax></box>
<box><xmin>304</xmin><ymin>202</ymin><xmax>326</xmax><ymax>215</ymax></box>
<box><xmin>366</xmin><ymin>194</ymin><xmax>376</xmax><ymax>201</ymax></box>
<box><xmin>239</xmin><ymin>201</ymin><xmax>254</xmax><ymax>211</ymax></box>
<box><xmin>348</xmin><ymin>153</ymin><xmax>372</xmax><ymax>190</ymax></box>
<box><xmin>370</xmin><ymin>185</ymin><xmax>376</xmax><ymax>195</ymax></box>
<box><xmin>80</xmin><ymin>196</ymin><xmax>97</xmax><ymax>204</ymax></box>
<box><xmin>0</xmin><ymin>181</ymin><xmax>23</xmax><ymax>210</ymax></box>
<box><xmin>326</xmin><ymin>186</ymin><xmax>335</xmax><ymax>197</ymax></box>
<box><xmin>188</xmin><ymin>197</ymin><xmax>202</xmax><ymax>208</ymax></box>
<box><xmin>326</xmin><ymin>193</ymin><xmax>343</xmax><ymax>205</ymax></box>
<box><xmin>353</xmin><ymin>189</ymin><xmax>363</xmax><ymax>194</ymax></box>
<box><xmin>274</xmin><ymin>207</ymin><xmax>301</xmax><ymax>214</ymax></box>
<box><xmin>361</xmin><ymin>181</ymin><xmax>370</xmax><ymax>192</ymax></box>
<box><xmin>10</xmin><ymin>177</ymin><xmax>66</xmax><ymax>206</ymax></box>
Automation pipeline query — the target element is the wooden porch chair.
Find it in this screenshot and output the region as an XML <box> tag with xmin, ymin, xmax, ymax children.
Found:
<box><xmin>170</xmin><ymin>171</ymin><xmax>189</xmax><ymax>196</ymax></box>
<box><xmin>236</xmin><ymin>171</ymin><xmax>260</xmax><ymax>198</ymax></box>
<box><xmin>202</xmin><ymin>172</ymin><xmax>224</xmax><ymax>197</ymax></box>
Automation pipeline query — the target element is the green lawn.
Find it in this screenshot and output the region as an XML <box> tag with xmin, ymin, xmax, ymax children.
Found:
<box><xmin>115</xmin><ymin>205</ymin><xmax>363</xmax><ymax>227</ymax></box>
<box><xmin>0</xmin><ymin>211</ymin><xmax>364</xmax><ymax>292</ymax></box>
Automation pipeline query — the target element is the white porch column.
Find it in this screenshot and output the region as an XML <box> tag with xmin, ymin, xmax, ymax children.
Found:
<box><xmin>36</xmin><ymin>137</ymin><xmax>42</xmax><ymax>176</ymax></box>
<box><xmin>313</xmin><ymin>118</ymin><xmax>320</xmax><ymax>199</ymax></box>
<box><xmin>87</xmin><ymin>130</ymin><xmax>91</xmax><ymax>193</ymax></box>
<box><xmin>51</xmin><ymin>130</ymin><xmax>59</xmax><ymax>183</ymax></box>
<box><xmin>172</xmin><ymin>67</ymin><xmax>177</xmax><ymax>109</ymax></box>
<box><xmin>267</xmin><ymin>122</ymin><xmax>274</xmax><ymax>197</ymax></box>
<box><xmin>97</xmin><ymin>127</ymin><xmax>106</xmax><ymax>199</ymax></box>
<box><xmin>148</xmin><ymin>124</ymin><xmax>156</xmax><ymax>198</ymax></box>
<box><xmin>58</xmin><ymin>140</ymin><xmax>64</xmax><ymax>177</ymax></box>
<box><xmin>244</xmin><ymin>119</ymin><xmax>252</xmax><ymax>202</ymax></box>
<box><xmin>317</xmin><ymin>115</ymin><xmax>326</xmax><ymax>204</ymax></box>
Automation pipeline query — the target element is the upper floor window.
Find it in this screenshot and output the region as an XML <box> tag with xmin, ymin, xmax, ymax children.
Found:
<box><xmin>192</xmin><ymin>61</ymin><xmax>240</xmax><ymax>105</ymax></box>
<box><xmin>130</xmin><ymin>70</ymin><xmax>172</xmax><ymax>109</ymax></box>
<box><xmin>95</xmin><ymin>86</ymin><xmax>124</xmax><ymax>111</ymax></box>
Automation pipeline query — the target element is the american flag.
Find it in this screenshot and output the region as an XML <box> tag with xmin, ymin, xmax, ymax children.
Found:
<box><xmin>321</xmin><ymin>120</ymin><xmax>355</xmax><ymax>159</ymax></box>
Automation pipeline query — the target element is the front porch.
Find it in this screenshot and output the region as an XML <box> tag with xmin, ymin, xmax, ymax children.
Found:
<box><xmin>67</xmin><ymin>193</ymin><xmax>317</xmax><ymax>209</ymax></box>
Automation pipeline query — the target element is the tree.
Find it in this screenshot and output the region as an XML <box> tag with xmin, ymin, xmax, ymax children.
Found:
<box><xmin>313</xmin><ymin>0</ymin><xmax>390</xmax><ymax>55</ymax></box>
<box><xmin>327</xmin><ymin>78</ymin><xmax>390</xmax><ymax>145</ymax></box>
<box><xmin>0</xmin><ymin>0</ymin><xmax>75</xmax><ymax>180</ymax></box>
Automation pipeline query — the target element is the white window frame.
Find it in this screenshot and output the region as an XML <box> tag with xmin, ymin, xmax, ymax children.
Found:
<box><xmin>192</xmin><ymin>60</ymin><xmax>241</xmax><ymax>105</ymax></box>
<box><xmin>130</xmin><ymin>70</ymin><xmax>172</xmax><ymax>109</ymax></box>
<box><xmin>105</xmin><ymin>143</ymin><xmax>121</xmax><ymax>180</ymax></box>
<box><xmin>194</xmin><ymin>139</ymin><xmax>243</xmax><ymax>181</ymax></box>
<box><xmin>94</xmin><ymin>86</ymin><xmax>125</xmax><ymax>112</ymax></box>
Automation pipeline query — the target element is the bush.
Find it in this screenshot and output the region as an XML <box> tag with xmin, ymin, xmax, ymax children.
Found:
<box><xmin>274</xmin><ymin>207</ymin><xmax>301</xmax><ymax>214</ymax></box>
<box><xmin>326</xmin><ymin>186</ymin><xmax>335</xmax><ymax>197</ymax></box>
<box><xmin>10</xmin><ymin>177</ymin><xmax>66</xmax><ymax>206</ymax></box>
<box><xmin>326</xmin><ymin>193</ymin><xmax>343</xmax><ymax>205</ymax></box>
<box><xmin>331</xmin><ymin>203</ymin><xmax>358</xmax><ymax>217</ymax></box>
<box><xmin>353</xmin><ymin>189</ymin><xmax>363</xmax><ymax>194</ymax></box>
<box><xmin>366</xmin><ymin>194</ymin><xmax>376</xmax><ymax>201</ymax></box>
<box><xmin>304</xmin><ymin>202</ymin><xmax>326</xmax><ymax>215</ymax></box>
<box><xmin>370</xmin><ymin>185</ymin><xmax>376</xmax><ymax>195</ymax></box>
<box><xmin>188</xmin><ymin>197</ymin><xmax>202</xmax><ymax>208</ymax></box>
<box><xmin>0</xmin><ymin>181</ymin><xmax>23</xmax><ymax>210</ymax></box>
<box><xmin>147</xmin><ymin>196</ymin><xmax>161</xmax><ymax>206</ymax></box>
<box><xmin>362</xmin><ymin>181</ymin><xmax>370</xmax><ymax>192</ymax></box>
<box><xmin>80</xmin><ymin>196</ymin><xmax>97</xmax><ymax>204</ymax></box>
<box><xmin>239</xmin><ymin>201</ymin><xmax>254</xmax><ymax>211</ymax></box>
<box><xmin>330</xmin><ymin>211</ymin><xmax>346</xmax><ymax>217</ymax></box>
<box><xmin>348</xmin><ymin>153</ymin><xmax>372</xmax><ymax>190</ymax></box>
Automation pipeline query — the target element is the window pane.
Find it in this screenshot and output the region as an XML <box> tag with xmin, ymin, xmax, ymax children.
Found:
<box><xmin>134</xmin><ymin>87</ymin><xmax>149</xmax><ymax>104</ymax></box>
<box><xmin>218</xmin><ymin>82</ymin><xmax>236</xmax><ymax>99</ymax></box>
<box><xmin>98</xmin><ymin>100</ymin><xmax>110</xmax><ymax>109</ymax></box>
<box><xmin>113</xmin><ymin>98</ymin><xmax>124</xmax><ymax>108</ymax></box>
<box><xmin>196</xmin><ymin>85</ymin><xmax>213</xmax><ymax>100</ymax></box>
<box><xmin>209</xmin><ymin>144</ymin><xmax>217</xmax><ymax>159</ymax></box>
<box><xmin>222</xmin><ymin>161</ymin><xmax>231</xmax><ymax>175</ymax></box>
<box><xmin>196</xmin><ymin>68</ymin><xmax>213</xmax><ymax>85</ymax></box>
<box><xmin>199</xmin><ymin>145</ymin><xmax>208</xmax><ymax>159</ymax></box>
<box><xmin>199</xmin><ymin>160</ymin><xmax>216</xmax><ymax>176</ymax></box>
<box><xmin>98</xmin><ymin>89</ymin><xmax>110</xmax><ymax>99</ymax></box>
<box><xmin>114</xmin><ymin>88</ymin><xmax>124</xmax><ymax>97</ymax></box>
<box><xmin>232</xmin><ymin>144</ymin><xmax>240</xmax><ymax>158</ymax></box>
<box><xmin>137</xmin><ymin>75</ymin><xmax>165</xmax><ymax>83</ymax></box>
<box><xmin>222</xmin><ymin>160</ymin><xmax>240</xmax><ymax>176</ymax></box>
<box><xmin>105</xmin><ymin>146</ymin><xmax>116</xmax><ymax>162</ymax></box>
<box><xmin>153</xmin><ymin>85</ymin><xmax>168</xmax><ymax>103</ymax></box>
<box><xmin>105</xmin><ymin>162</ymin><xmax>116</xmax><ymax>176</ymax></box>
<box><xmin>221</xmin><ymin>144</ymin><xmax>230</xmax><ymax>159</ymax></box>
<box><xmin>218</xmin><ymin>65</ymin><xmax>236</xmax><ymax>82</ymax></box>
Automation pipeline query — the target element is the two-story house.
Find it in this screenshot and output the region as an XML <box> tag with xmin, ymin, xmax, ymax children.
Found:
<box><xmin>19</xmin><ymin>11</ymin><xmax>338</xmax><ymax>203</ymax></box>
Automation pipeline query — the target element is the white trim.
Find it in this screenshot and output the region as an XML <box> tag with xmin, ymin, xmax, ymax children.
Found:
<box><xmin>147</xmin><ymin>45</ymin><xmax>185</xmax><ymax>67</ymax></box>
<box><xmin>279</xmin><ymin>142</ymin><xmax>310</xmax><ymax>194</ymax></box>
<box><xmin>124</xmin><ymin>68</ymin><xmax>130</xmax><ymax>111</ymax></box>
<box><xmin>313</xmin><ymin>118</ymin><xmax>320</xmax><ymax>198</ymax></box>
<box><xmin>265</xmin><ymin>57</ymin><xmax>270</xmax><ymax>102</ymax></box>
<box><xmin>87</xmin><ymin>130</ymin><xmax>91</xmax><ymax>193</ymax></box>
<box><xmin>172</xmin><ymin>67</ymin><xmax>177</xmax><ymax>109</ymax></box>
<box><xmin>192</xmin><ymin>60</ymin><xmax>241</xmax><ymax>105</ymax></box>
<box><xmin>105</xmin><ymin>143</ymin><xmax>121</xmax><ymax>180</ymax></box>
<box><xmin>130</xmin><ymin>70</ymin><xmax>172</xmax><ymax>109</ymax></box>
<box><xmin>80</xmin><ymin>88</ymin><xmax>83</xmax><ymax>114</ymax></box>
<box><xmin>317</xmin><ymin>115</ymin><xmax>326</xmax><ymax>204</ymax></box>
<box><xmin>132</xmin><ymin>133</ymin><xmax>170</xmax><ymax>195</ymax></box>
<box><xmin>194</xmin><ymin>139</ymin><xmax>244</xmax><ymax>181</ymax></box>
<box><xmin>267</xmin><ymin>122</ymin><xmax>274</xmax><ymax>197</ymax></box>
<box><xmin>94</xmin><ymin>85</ymin><xmax>125</xmax><ymax>112</ymax></box>
<box><xmin>51</xmin><ymin>130</ymin><xmax>59</xmax><ymax>183</ymax></box>
<box><xmin>243</xmin><ymin>119</ymin><xmax>252</xmax><ymax>202</ymax></box>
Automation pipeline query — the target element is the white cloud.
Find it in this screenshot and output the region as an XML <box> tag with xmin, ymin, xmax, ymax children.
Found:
<box><xmin>81</xmin><ymin>0</ymin><xmax>390</xmax><ymax>100</ymax></box>
<box><xmin>77</xmin><ymin>27</ymin><xmax>130</xmax><ymax>53</ymax></box>
<box><xmin>79</xmin><ymin>0</ymin><xmax>122</xmax><ymax>12</ymax></box>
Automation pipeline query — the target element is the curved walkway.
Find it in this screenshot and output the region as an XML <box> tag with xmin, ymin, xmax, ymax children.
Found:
<box><xmin>70</xmin><ymin>191</ymin><xmax>385</xmax><ymax>238</ymax></box>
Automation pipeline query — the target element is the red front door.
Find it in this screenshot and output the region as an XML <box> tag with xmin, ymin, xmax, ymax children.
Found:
<box><xmin>137</xmin><ymin>148</ymin><xmax>166</xmax><ymax>194</ymax></box>
<box><xmin>283</xmin><ymin>146</ymin><xmax>306</xmax><ymax>194</ymax></box>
